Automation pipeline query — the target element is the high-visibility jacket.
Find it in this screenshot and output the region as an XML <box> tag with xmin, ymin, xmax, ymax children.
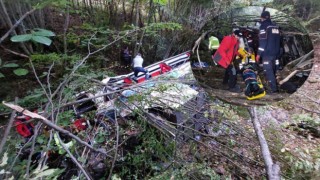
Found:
<box><xmin>208</xmin><ymin>36</ymin><xmax>219</xmax><ymax>50</ymax></box>
<box><xmin>212</xmin><ymin>35</ymin><xmax>239</xmax><ymax>68</ymax></box>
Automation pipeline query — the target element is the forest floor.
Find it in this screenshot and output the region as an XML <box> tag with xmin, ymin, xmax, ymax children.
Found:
<box><xmin>194</xmin><ymin>37</ymin><xmax>320</xmax><ymax>178</ymax></box>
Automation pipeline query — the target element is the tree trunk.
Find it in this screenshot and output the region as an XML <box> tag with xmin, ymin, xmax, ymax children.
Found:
<box><xmin>38</xmin><ymin>9</ymin><xmax>45</xmax><ymax>28</ymax></box>
<box><xmin>88</xmin><ymin>0</ymin><xmax>94</xmax><ymax>14</ymax></box>
<box><xmin>26</xmin><ymin>3</ymin><xmax>39</xmax><ymax>28</ymax></box>
<box><xmin>0</xmin><ymin>0</ymin><xmax>30</xmax><ymax>54</ymax></box>
<box><xmin>130</xmin><ymin>0</ymin><xmax>136</xmax><ymax>24</ymax></box>
<box><xmin>63</xmin><ymin>5</ymin><xmax>70</xmax><ymax>54</ymax></box>
<box><xmin>108</xmin><ymin>0</ymin><xmax>114</xmax><ymax>24</ymax></box>
<box><xmin>17</xmin><ymin>3</ymin><xmax>34</xmax><ymax>53</ymax></box>
<box><xmin>147</xmin><ymin>0</ymin><xmax>154</xmax><ymax>24</ymax></box>
<box><xmin>134</xmin><ymin>0</ymin><xmax>140</xmax><ymax>56</ymax></box>
<box><xmin>122</xmin><ymin>0</ymin><xmax>127</xmax><ymax>22</ymax></box>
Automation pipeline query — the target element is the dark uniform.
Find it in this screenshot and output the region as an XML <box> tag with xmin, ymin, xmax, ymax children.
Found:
<box><xmin>257</xmin><ymin>11</ymin><xmax>281</xmax><ymax>93</ymax></box>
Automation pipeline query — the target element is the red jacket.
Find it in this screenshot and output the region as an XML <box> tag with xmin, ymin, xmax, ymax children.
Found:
<box><xmin>212</xmin><ymin>35</ymin><xmax>239</xmax><ymax>68</ymax></box>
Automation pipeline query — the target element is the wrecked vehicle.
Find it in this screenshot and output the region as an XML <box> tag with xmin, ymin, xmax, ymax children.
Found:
<box><xmin>70</xmin><ymin>51</ymin><xmax>208</xmax><ymax>140</ymax></box>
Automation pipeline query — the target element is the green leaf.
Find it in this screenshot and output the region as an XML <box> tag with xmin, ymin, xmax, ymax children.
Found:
<box><xmin>33</xmin><ymin>29</ymin><xmax>56</xmax><ymax>37</ymax></box>
<box><xmin>0</xmin><ymin>73</ymin><xmax>4</xmax><ymax>78</ymax></box>
<box><xmin>37</xmin><ymin>136</ymin><xmax>44</xmax><ymax>144</ymax></box>
<box><xmin>31</xmin><ymin>168</ymin><xmax>59</xmax><ymax>179</ymax></box>
<box><xmin>13</xmin><ymin>68</ymin><xmax>29</xmax><ymax>76</ymax></box>
<box><xmin>0</xmin><ymin>152</ymin><xmax>8</xmax><ymax>167</ymax></box>
<box><xmin>154</xmin><ymin>0</ymin><xmax>167</xmax><ymax>5</ymax></box>
<box><xmin>96</xmin><ymin>136</ymin><xmax>105</xmax><ymax>143</ymax></box>
<box><xmin>31</xmin><ymin>36</ymin><xmax>52</xmax><ymax>46</ymax></box>
<box><xmin>3</xmin><ymin>63</ymin><xmax>19</xmax><ymax>68</ymax></box>
<box><xmin>10</xmin><ymin>34</ymin><xmax>32</xmax><ymax>42</ymax></box>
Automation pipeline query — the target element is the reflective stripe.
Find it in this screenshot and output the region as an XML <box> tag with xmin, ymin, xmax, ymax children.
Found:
<box><xmin>258</xmin><ymin>48</ymin><xmax>264</xmax><ymax>51</ymax></box>
<box><xmin>263</xmin><ymin>62</ymin><xmax>269</xmax><ymax>64</ymax></box>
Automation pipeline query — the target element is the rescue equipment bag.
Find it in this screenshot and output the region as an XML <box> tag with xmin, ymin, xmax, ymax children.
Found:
<box><xmin>14</xmin><ymin>114</ymin><xmax>34</xmax><ymax>138</ymax></box>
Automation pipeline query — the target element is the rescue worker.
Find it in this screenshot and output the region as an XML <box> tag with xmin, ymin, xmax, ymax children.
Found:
<box><xmin>256</xmin><ymin>11</ymin><xmax>281</xmax><ymax>93</ymax></box>
<box><xmin>132</xmin><ymin>52</ymin><xmax>150</xmax><ymax>80</ymax></box>
<box><xmin>212</xmin><ymin>29</ymin><xmax>242</xmax><ymax>92</ymax></box>
<box><xmin>121</xmin><ymin>46</ymin><xmax>132</xmax><ymax>67</ymax></box>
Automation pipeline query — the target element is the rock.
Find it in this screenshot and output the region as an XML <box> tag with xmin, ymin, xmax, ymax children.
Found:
<box><xmin>307</xmin><ymin>77</ymin><xmax>320</xmax><ymax>83</ymax></box>
<box><xmin>270</xmin><ymin>109</ymin><xmax>289</xmax><ymax>122</ymax></box>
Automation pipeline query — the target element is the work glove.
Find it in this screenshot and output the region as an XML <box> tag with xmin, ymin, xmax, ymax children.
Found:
<box><xmin>256</xmin><ymin>55</ymin><xmax>260</xmax><ymax>63</ymax></box>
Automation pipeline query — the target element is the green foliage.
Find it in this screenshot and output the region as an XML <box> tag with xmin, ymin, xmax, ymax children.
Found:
<box><xmin>282</xmin><ymin>148</ymin><xmax>320</xmax><ymax>179</ymax></box>
<box><xmin>292</xmin><ymin>113</ymin><xmax>320</xmax><ymax>126</ymax></box>
<box><xmin>11</xmin><ymin>28</ymin><xmax>55</xmax><ymax>46</ymax></box>
<box><xmin>31</xmin><ymin>53</ymin><xmax>61</xmax><ymax>63</ymax></box>
<box><xmin>0</xmin><ymin>104</ymin><xmax>10</xmax><ymax>117</ymax></box>
<box><xmin>149</xmin><ymin>22</ymin><xmax>182</xmax><ymax>31</ymax></box>
<box><xmin>30</xmin><ymin>53</ymin><xmax>80</xmax><ymax>77</ymax></box>
<box><xmin>153</xmin><ymin>0</ymin><xmax>168</xmax><ymax>6</ymax></box>
<box><xmin>57</xmin><ymin>110</ymin><xmax>74</xmax><ymax>127</ymax></box>
<box><xmin>30</xmin><ymin>166</ymin><xmax>63</xmax><ymax>180</ymax></box>
<box><xmin>31</xmin><ymin>36</ymin><xmax>52</xmax><ymax>46</ymax></box>
<box><xmin>0</xmin><ymin>58</ymin><xmax>29</xmax><ymax>78</ymax></box>
<box><xmin>13</xmin><ymin>68</ymin><xmax>29</xmax><ymax>76</ymax></box>
<box><xmin>11</xmin><ymin>34</ymin><xmax>32</xmax><ymax>42</ymax></box>
<box><xmin>18</xmin><ymin>88</ymin><xmax>48</xmax><ymax>108</ymax></box>
<box><xmin>32</xmin><ymin>0</ymin><xmax>69</xmax><ymax>9</ymax></box>
<box><xmin>119</xmin><ymin>122</ymin><xmax>175</xmax><ymax>178</ymax></box>
<box><xmin>211</xmin><ymin>102</ymin><xmax>240</xmax><ymax>121</ymax></box>
<box><xmin>31</xmin><ymin>53</ymin><xmax>80</xmax><ymax>65</ymax></box>
<box><xmin>150</xmin><ymin>162</ymin><xmax>220</xmax><ymax>180</ymax></box>
<box><xmin>2</xmin><ymin>63</ymin><xmax>19</xmax><ymax>68</ymax></box>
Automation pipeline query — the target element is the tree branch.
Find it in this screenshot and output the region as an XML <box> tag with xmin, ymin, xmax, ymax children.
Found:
<box><xmin>248</xmin><ymin>107</ymin><xmax>280</xmax><ymax>180</ymax></box>
<box><xmin>0</xmin><ymin>97</ymin><xmax>18</xmax><ymax>155</ymax></box>
<box><xmin>2</xmin><ymin>102</ymin><xmax>110</xmax><ymax>157</ymax></box>
<box><xmin>56</xmin><ymin>133</ymin><xmax>92</xmax><ymax>180</ymax></box>
<box><xmin>0</xmin><ymin>45</ymin><xmax>29</xmax><ymax>58</ymax></box>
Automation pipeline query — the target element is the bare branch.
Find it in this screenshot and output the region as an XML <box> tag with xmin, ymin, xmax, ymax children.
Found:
<box><xmin>248</xmin><ymin>107</ymin><xmax>280</xmax><ymax>180</ymax></box>
<box><xmin>107</xmin><ymin>116</ymin><xmax>119</xmax><ymax>180</ymax></box>
<box><xmin>0</xmin><ymin>45</ymin><xmax>29</xmax><ymax>58</ymax></box>
<box><xmin>0</xmin><ymin>97</ymin><xmax>18</xmax><ymax>155</ymax></box>
<box><xmin>279</xmin><ymin>70</ymin><xmax>298</xmax><ymax>85</ymax></box>
<box><xmin>2</xmin><ymin>102</ymin><xmax>110</xmax><ymax>157</ymax></box>
<box><xmin>56</xmin><ymin>133</ymin><xmax>92</xmax><ymax>180</ymax></box>
<box><xmin>25</xmin><ymin>123</ymin><xmax>42</xmax><ymax>179</ymax></box>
